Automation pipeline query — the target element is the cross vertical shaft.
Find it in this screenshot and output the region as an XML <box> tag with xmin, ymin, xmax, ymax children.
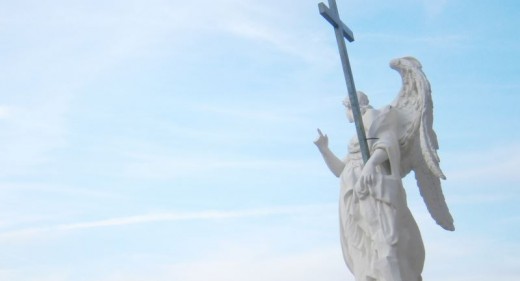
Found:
<box><xmin>319</xmin><ymin>0</ymin><xmax>370</xmax><ymax>163</ymax></box>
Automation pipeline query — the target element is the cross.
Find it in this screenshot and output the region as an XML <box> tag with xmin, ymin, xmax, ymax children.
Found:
<box><xmin>319</xmin><ymin>0</ymin><xmax>370</xmax><ymax>163</ymax></box>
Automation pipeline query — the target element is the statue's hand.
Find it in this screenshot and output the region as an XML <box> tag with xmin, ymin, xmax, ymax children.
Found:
<box><xmin>359</xmin><ymin>163</ymin><xmax>376</xmax><ymax>187</ymax></box>
<box><xmin>354</xmin><ymin>182</ymin><xmax>368</xmax><ymax>199</ymax></box>
<box><xmin>314</xmin><ymin>129</ymin><xmax>329</xmax><ymax>150</ymax></box>
<box><xmin>355</xmin><ymin>163</ymin><xmax>376</xmax><ymax>199</ymax></box>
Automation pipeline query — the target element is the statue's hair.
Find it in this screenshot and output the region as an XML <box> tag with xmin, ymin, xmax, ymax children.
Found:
<box><xmin>343</xmin><ymin>91</ymin><xmax>373</xmax><ymax>112</ymax></box>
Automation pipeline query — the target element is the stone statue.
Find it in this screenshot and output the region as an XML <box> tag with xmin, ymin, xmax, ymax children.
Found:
<box><xmin>314</xmin><ymin>57</ymin><xmax>454</xmax><ymax>281</ymax></box>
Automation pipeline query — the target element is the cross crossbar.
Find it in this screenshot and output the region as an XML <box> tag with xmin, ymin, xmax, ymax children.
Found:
<box><xmin>318</xmin><ymin>2</ymin><xmax>354</xmax><ymax>42</ymax></box>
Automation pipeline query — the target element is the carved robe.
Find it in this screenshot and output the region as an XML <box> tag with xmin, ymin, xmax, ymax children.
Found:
<box><xmin>338</xmin><ymin>106</ymin><xmax>425</xmax><ymax>281</ymax></box>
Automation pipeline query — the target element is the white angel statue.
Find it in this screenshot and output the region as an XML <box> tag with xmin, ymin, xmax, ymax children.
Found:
<box><xmin>314</xmin><ymin>57</ymin><xmax>454</xmax><ymax>281</ymax></box>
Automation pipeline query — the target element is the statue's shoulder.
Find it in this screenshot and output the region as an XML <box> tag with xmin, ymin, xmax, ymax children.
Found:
<box><xmin>379</xmin><ymin>105</ymin><xmax>395</xmax><ymax>115</ymax></box>
<box><xmin>374</xmin><ymin>105</ymin><xmax>399</xmax><ymax>122</ymax></box>
<box><xmin>363</xmin><ymin>106</ymin><xmax>394</xmax><ymax>128</ymax></box>
<box><xmin>366</xmin><ymin>106</ymin><xmax>401</xmax><ymax>139</ymax></box>
<box><xmin>362</xmin><ymin>108</ymin><xmax>380</xmax><ymax>129</ymax></box>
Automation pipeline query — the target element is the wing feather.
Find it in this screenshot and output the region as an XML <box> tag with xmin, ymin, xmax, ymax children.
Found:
<box><xmin>412</xmin><ymin>140</ymin><xmax>454</xmax><ymax>230</ymax></box>
<box><xmin>390</xmin><ymin>57</ymin><xmax>454</xmax><ymax>230</ymax></box>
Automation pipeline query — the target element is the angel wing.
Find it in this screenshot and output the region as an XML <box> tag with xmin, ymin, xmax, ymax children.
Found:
<box><xmin>389</xmin><ymin>57</ymin><xmax>455</xmax><ymax>231</ymax></box>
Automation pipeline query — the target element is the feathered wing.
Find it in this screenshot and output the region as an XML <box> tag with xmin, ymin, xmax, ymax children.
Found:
<box><xmin>390</xmin><ymin>57</ymin><xmax>454</xmax><ymax>231</ymax></box>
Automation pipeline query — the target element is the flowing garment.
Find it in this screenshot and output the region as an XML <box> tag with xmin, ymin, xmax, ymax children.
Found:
<box><xmin>338</xmin><ymin>107</ymin><xmax>425</xmax><ymax>281</ymax></box>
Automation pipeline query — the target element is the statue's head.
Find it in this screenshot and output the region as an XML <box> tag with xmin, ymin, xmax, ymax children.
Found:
<box><xmin>343</xmin><ymin>91</ymin><xmax>370</xmax><ymax>123</ymax></box>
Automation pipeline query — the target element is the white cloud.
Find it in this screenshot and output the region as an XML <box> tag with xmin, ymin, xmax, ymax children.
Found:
<box><xmin>420</xmin><ymin>0</ymin><xmax>449</xmax><ymax>17</ymax></box>
<box><xmin>359</xmin><ymin>32</ymin><xmax>469</xmax><ymax>49</ymax></box>
<box><xmin>8</xmin><ymin>205</ymin><xmax>518</xmax><ymax>281</ymax></box>
<box><xmin>0</xmin><ymin>1</ymin><xmax>176</xmax><ymax>176</ymax></box>
<box><xmin>0</xmin><ymin>204</ymin><xmax>335</xmax><ymax>241</ymax></box>
<box><xmin>0</xmin><ymin>106</ymin><xmax>12</xmax><ymax>119</ymax></box>
<box><xmin>445</xmin><ymin>142</ymin><xmax>520</xmax><ymax>183</ymax></box>
<box><xmin>122</xmin><ymin>153</ymin><xmax>321</xmax><ymax>181</ymax></box>
<box><xmin>422</xmin><ymin>231</ymin><xmax>520</xmax><ymax>281</ymax></box>
<box><xmin>193</xmin><ymin>101</ymin><xmax>319</xmax><ymax>126</ymax></box>
<box><xmin>164</xmin><ymin>247</ymin><xmax>349</xmax><ymax>281</ymax></box>
<box><xmin>0</xmin><ymin>101</ymin><xmax>69</xmax><ymax>177</ymax></box>
<box><xmin>224</xmin><ymin>18</ymin><xmax>328</xmax><ymax>62</ymax></box>
<box><xmin>407</xmin><ymin>205</ymin><xmax>520</xmax><ymax>281</ymax></box>
<box><xmin>0</xmin><ymin>0</ymin><xmax>328</xmax><ymax>179</ymax></box>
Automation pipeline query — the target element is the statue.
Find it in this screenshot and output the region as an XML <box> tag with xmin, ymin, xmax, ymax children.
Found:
<box><xmin>314</xmin><ymin>57</ymin><xmax>454</xmax><ymax>281</ymax></box>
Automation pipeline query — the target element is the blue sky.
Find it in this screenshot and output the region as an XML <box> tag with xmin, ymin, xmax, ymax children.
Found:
<box><xmin>0</xmin><ymin>0</ymin><xmax>519</xmax><ymax>280</ymax></box>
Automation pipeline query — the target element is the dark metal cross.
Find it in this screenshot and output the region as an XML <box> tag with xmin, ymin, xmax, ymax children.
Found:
<box><xmin>319</xmin><ymin>0</ymin><xmax>370</xmax><ymax>163</ymax></box>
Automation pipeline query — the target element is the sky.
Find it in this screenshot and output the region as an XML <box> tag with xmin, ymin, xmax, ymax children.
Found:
<box><xmin>0</xmin><ymin>0</ymin><xmax>519</xmax><ymax>280</ymax></box>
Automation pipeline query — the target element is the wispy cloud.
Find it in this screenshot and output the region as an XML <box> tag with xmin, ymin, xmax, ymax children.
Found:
<box><xmin>420</xmin><ymin>0</ymin><xmax>449</xmax><ymax>18</ymax></box>
<box><xmin>445</xmin><ymin>142</ymin><xmax>520</xmax><ymax>183</ymax></box>
<box><xmin>0</xmin><ymin>204</ymin><xmax>335</xmax><ymax>241</ymax></box>
<box><xmin>0</xmin><ymin>106</ymin><xmax>12</xmax><ymax>119</ymax></box>
<box><xmin>194</xmin><ymin>103</ymin><xmax>307</xmax><ymax>124</ymax></box>
<box><xmin>190</xmin><ymin>0</ymin><xmax>335</xmax><ymax>62</ymax></box>
<box><xmin>0</xmin><ymin>0</ymin><xmax>186</xmax><ymax>177</ymax></box>
<box><xmin>422</xmin><ymin>230</ymin><xmax>520</xmax><ymax>281</ymax></box>
<box><xmin>0</xmin><ymin>269</ymin><xmax>71</xmax><ymax>281</ymax></box>
<box><xmin>225</xmin><ymin>19</ymin><xmax>329</xmax><ymax>62</ymax></box>
<box><xmin>163</xmin><ymin>247</ymin><xmax>348</xmax><ymax>281</ymax></box>
<box><xmin>359</xmin><ymin>32</ymin><xmax>469</xmax><ymax>49</ymax></box>
<box><xmin>0</xmin><ymin>101</ymin><xmax>69</xmax><ymax>177</ymax></box>
<box><xmin>119</xmin><ymin>147</ymin><xmax>320</xmax><ymax>180</ymax></box>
